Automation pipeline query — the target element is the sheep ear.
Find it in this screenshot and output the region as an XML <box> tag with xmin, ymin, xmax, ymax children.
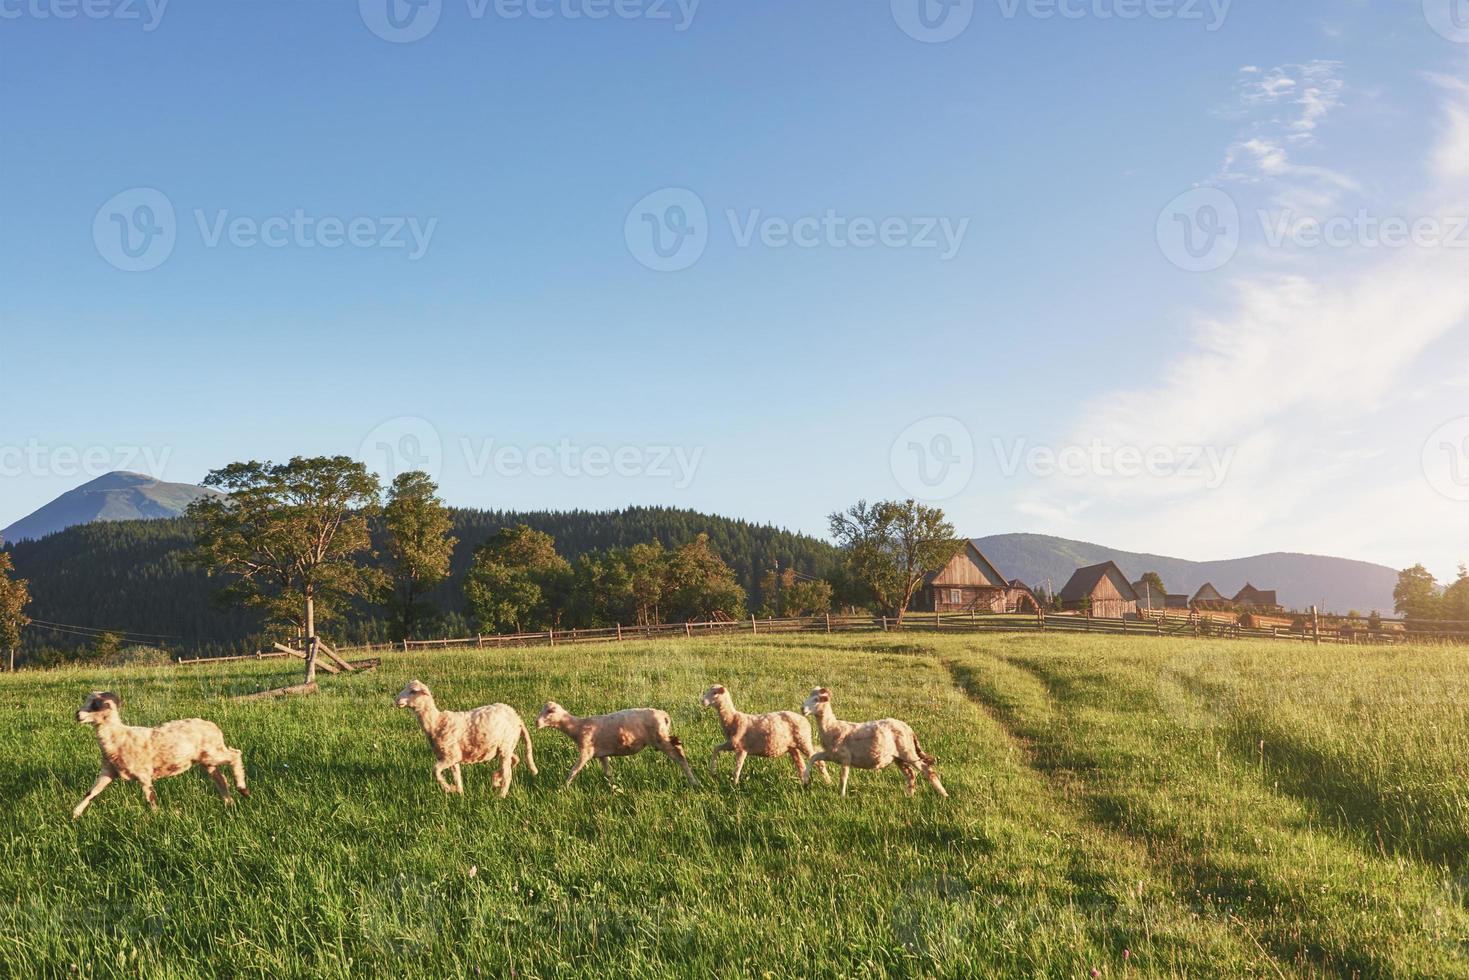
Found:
<box><xmin>100</xmin><ymin>692</ymin><xmax>121</xmax><ymax>709</ymax></box>
<box><xmin>713</xmin><ymin>685</ymin><xmax>726</xmax><ymax>694</ymax></box>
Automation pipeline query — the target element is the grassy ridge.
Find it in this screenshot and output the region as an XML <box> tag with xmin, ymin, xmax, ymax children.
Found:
<box><xmin>1</xmin><ymin>634</ymin><xmax>1467</xmax><ymax>977</ymax></box>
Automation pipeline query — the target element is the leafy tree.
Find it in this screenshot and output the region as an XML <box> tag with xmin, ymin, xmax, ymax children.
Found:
<box><xmin>759</xmin><ymin>568</ymin><xmax>833</xmax><ymax>617</ymax></box>
<box><xmin>88</xmin><ymin>632</ymin><xmax>124</xmax><ymax>663</ymax></box>
<box><xmin>1440</xmin><ymin>565</ymin><xmax>1469</xmax><ymax>635</ymax></box>
<box><xmin>664</xmin><ymin>534</ymin><xmax>746</xmax><ymax>622</ymax></box>
<box><xmin>382</xmin><ymin>472</ymin><xmax>457</xmax><ymax>641</ymax></box>
<box><xmin>189</xmin><ymin>457</ymin><xmax>383</xmax><ymax>683</ymax></box>
<box><xmin>1393</xmin><ymin>564</ymin><xmax>1442</xmax><ymax>625</ymax></box>
<box><xmin>828</xmin><ymin>499</ymin><xmax>961</xmax><ymax>622</ymax></box>
<box><xmin>464</xmin><ymin>526</ymin><xmax>572</xmax><ymax>633</ymax></box>
<box><xmin>1367</xmin><ymin>610</ymin><xmax>1383</xmax><ymax>633</ymax></box>
<box><xmin>1139</xmin><ymin>571</ymin><xmax>1166</xmax><ymax>595</ymax></box>
<box><xmin>0</xmin><ymin>552</ymin><xmax>30</xmax><ymax>671</ymax></box>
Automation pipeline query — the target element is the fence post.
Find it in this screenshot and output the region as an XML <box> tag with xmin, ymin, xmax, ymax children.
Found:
<box><xmin>685</xmin><ymin>622</ymin><xmax>692</xmax><ymax>638</ymax></box>
<box><xmin>751</xmin><ymin>616</ymin><xmax>758</xmax><ymax>636</ymax></box>
<box><xmin>881</xmin><ymin>616</ymin><xmax>888</xmax><ymax>632</ymax></box>
<box><xmin>1312</xmin><ymin>606</ymin><xmax>1320</xmax><ymax>645</ymax></box>
<box><xmin>549</xmin><ymin>628</ymin><xmax>555</xmax><ymax>647</ymax></box>
<box><xmin>825</xmin><ymin>613</ymin><xmax>831</xmax><ymax>634</ymax></box>
<box><xmin>402</xmin><ymin>639</ymin><xmax>409</xmax><ymax>653</ymax></box>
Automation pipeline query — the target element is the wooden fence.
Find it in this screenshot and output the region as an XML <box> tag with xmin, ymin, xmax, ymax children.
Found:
<box><xmin>175</xmin><ymin>608</ymin><xmax>1396</xmax><ymax>667</ymax></box>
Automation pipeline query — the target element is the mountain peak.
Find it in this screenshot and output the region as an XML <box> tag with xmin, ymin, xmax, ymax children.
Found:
<box><xmin>2</xmin><ymin>473</ymin><xmax>218</xmax><ymax>545</ymax></box>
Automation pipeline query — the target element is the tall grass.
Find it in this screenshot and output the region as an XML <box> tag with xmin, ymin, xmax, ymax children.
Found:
<box><xmin>2</xmin><ymin>633</ymin><xmax>1467</xmax><ymax>977</ymax></box>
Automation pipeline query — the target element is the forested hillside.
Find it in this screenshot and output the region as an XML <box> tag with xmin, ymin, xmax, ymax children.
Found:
<box><xmin>5</xmin><ymin>507</ymin><xmax>837</xmax><ymax>662</ymax></box>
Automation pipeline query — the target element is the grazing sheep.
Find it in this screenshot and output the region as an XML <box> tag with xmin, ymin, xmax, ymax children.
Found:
<box><xmin>535</xmin><ymin>701</ymin><xmax>697</xmax><ymax>788</ymax></box>
<box><xmin>800</xmin><ymin>687</ymin><xmax>948</xmax><ymax>798</ymax></box>
<box><xmin>698</xmin><ymin>684</ymin><xmax>830</xmax><ymax>785</ymax></box>
<box><xmin>395</xmin><ymin>680</ymin><xmax>537</xmax><ymax>797</ymax></box>
<box><xmin>71</xmin><ymin>691</ymin><xmax>249</xmax><ymax>819</ymax></box>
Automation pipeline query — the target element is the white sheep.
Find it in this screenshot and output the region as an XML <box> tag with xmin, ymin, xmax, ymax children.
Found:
<box><xmin>800</xmin><ymin>687</ymin><xmax>948</xmax><ymax>798</ymax></box>
<box><xmin>395</xmin><ymin>680</ymin><xmax>537</xmax><ymax>797</ymax></box>
<box><xmin>698</xmin><ymin>684</ymin><xmax>830</xmax><ymax>785</ymax></box>
<box><xmin>71</xmin><ymin>691</ymin><xmax>249</xmax><ymax>819</ymax></box>
<box><xmin>535</xmin><ymin>701</ymin><xmax>697</xmax><ymax>788</ymax></box>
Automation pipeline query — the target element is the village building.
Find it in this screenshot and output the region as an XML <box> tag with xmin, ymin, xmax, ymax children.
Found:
<box><xmin>1058</xmin><ymin>561</ymin><xmax>1139</xmax><ymax>618</ymax></box>
<box><xmin>1232</xmin><ymin>583</ymin><xmax>1282</xmax><ymax>613</ymax></box>
<box><xmin>912</xmin><ymin>542</ymin><xmax>1040</xmax><ymax>614</ymax></box>
<box><xmin>1189</xmin><ymin>583</ymin><xmax>1231</xmax><ymax>611</ymax></box>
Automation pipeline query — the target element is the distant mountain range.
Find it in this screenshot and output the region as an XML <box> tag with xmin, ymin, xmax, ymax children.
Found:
<box><xmin>0</xmin><ymin>475</ymin><xmax>1403</xmax><ymax>621</ymax></box>
<box><xmin>975</xmin><ymin>533</ymin><xmax>1400</xmax><ymax>615</ymax></box>
<box><xmin>0</xmin><ymin>472</ymin><xmax>219</xmax><ymax>544</ymax></box>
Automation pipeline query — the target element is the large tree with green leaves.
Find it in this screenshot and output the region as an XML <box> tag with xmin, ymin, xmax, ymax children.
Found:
<box><xmin>664</xmin><ymin>534</ymin><xmax>747</xmax><ymax>622</ymax></box>
<box><xmin>1393</xmin><ymin>564</ymin><xmax>1442</xmax><ymax>625</ymax></box>
<box><xmin>828</xmin><ymin>499</ymin><xmax>962</xmax><ymax>622</ymax></box>
<box><xmin>758</xmin><ymin>567</ymin><xmax>833</xmax><ymax>617</ymax></box>
<box><xmin>0</xmin><ymin>552</ymin><xmax>30</xmax><ymax>671</ymax></box>
<box><xmin>189</xmin><ymin>457</ymin><xmax>383</xmax><ymax>683</ymax></box>
<box><xmin>464</xmin><ymin>525</ymin><xmax>572</xmax><ymax>634</ymax></box>
<box><xmin>381</xmin><ymin>471</ymin><xmax>457</xmax><ymax>642</ymax></box>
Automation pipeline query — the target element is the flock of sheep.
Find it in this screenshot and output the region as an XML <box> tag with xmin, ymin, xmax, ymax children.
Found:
<box><xmin>69</xmin><ymin>682</ymin><xmax>948</xmax><ymax>819</ymax></box>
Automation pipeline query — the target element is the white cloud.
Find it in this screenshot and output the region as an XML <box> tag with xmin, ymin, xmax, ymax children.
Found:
<box><xmin>1015</xmin><ymin>72</ymin><xmax>1469</xmax><ymax>573</ymax></box>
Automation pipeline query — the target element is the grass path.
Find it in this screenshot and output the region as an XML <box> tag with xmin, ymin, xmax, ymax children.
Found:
<box><xmin>2</xmin><ymin>633</ymin><xmax>1468</xmax><ymax>977</ymax></box>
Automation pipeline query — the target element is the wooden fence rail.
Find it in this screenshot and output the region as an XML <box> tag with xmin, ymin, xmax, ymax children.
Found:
<box><xmin>178</xmin><ymin>608</ymin><xmax>1421</xmax><ymax>668</ymax></box>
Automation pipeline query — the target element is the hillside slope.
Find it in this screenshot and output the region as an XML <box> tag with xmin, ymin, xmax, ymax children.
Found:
<box><xmin>1</xmin><ymin>472</ymin><xmax>219</xmax><ymax>544</ymax></box>
<box><xmin>975</xmin><ymin>532</ymin><xmax>1399</xmax><ymax>614</ymax></box>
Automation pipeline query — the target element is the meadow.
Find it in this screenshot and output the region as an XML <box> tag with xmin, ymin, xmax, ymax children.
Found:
<box><xmin>2</xmin><ymin>632</ymin><xmax>1469</xmax><ymax>978</ymax></box>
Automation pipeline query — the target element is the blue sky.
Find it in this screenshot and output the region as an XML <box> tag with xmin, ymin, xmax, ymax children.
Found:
<box><xmin>3</xmin><ymin>0</ymin><xmax>1469</xmax><ymax>579</ymax></box>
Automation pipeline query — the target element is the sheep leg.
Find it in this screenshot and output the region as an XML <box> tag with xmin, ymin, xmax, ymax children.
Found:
<box><xmin>787</xmin><ymin>748</ymin><xmax>807</xmax><ymax>782</ymax></box>
<box><xmin>205</xmin><ymin>765</ymin><xmax>235</xmax><ymax>805</ymax></box>
<box><xmin>923</xmin><ymin>765</ymin><xmax>949</xmax><ymax>798</ymax></box>
<box><xmin>815</xmin><ymin>759</ymin><xmax>832</xmax><ymax>784</ymax></box>
<box><xmin>659</xmin><ymin>739</ymin><xmax>698</xmax><ymax>788</ymax></box>
<box><xmin>433</xmin><ymin>762</ymin><xmax>457</xmax><ymax>794</ymax></box>
<box><xmin>708</xmin><ymin>740</ymin><xmax>732</xmax><ymax>776</ymax></box>
<box><xmin>599</xmin><ymin>757</ymin><xmax>615</xmax><ymax>787</ymax></box>
<box><xmin>564</xmin><ymin>747</ymin><xmax>595</xmax><ymax>787</ymax></box>
<box><xmin>732</xmin><ymin>749</ymin><xmax>749</xmax><ymax>785</ymax></box>
<box><xmin>140</xmin><ymin>779</ymin><xmax>158</xmax><ymax>810</ymax></box>
<box><xmin>71</xmin><ymin>773</ymin><xmax>114</xmax><ymax>820</ymax></box>
<box><xmin>839</xmin><ymin>766</ymin><xmax>851</xmax><ymax>797</ymax></box>
<box><xmin>498</xmin><ymin>753</ymin><xmax>514</xmax><ymax>798</ymax></box>
<box><xmin>897</xmin><ymin>763</ymin><xmax>917</xmax><ymax>797</ymax></box>
<box><xmin>803</xmin><ymin>751</ymin><xmax>830</xmax><ymax>787</ymax></box>
<box><xmin>228</xmin><ymin>747</ymin><xmax>249</xmax><ymax>798</ymax></box>
<box><xmin>452</xmin><ymin>765</ymin><xmax>465</xmax><ymax>795</ymax></box>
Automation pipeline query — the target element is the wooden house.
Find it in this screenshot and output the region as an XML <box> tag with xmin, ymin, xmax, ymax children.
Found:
<box><xmin>1231</xmin><ymin>583</ymin><xmax>1282</xmax><ymax>613</ymax></box>
<box><xmin>913</xmin><ymin>542</ymin><xmax>1038</xmax><ymax>614</ymax></box>
<box><xmin>1189</xmin><ymin>583</ymin><xmax>1230</xmax><ymax>611</ymax></box>
<box><xmin>1058</xmin><ymin>562</ymin><xmax>1138</xmax><ymax>618</ymax></box>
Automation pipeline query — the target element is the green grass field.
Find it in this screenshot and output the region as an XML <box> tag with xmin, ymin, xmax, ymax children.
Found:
<box><xmin>4</xmin><ymin>633</ymin><xmax>1469</xmax><ymax>978</ymax></box>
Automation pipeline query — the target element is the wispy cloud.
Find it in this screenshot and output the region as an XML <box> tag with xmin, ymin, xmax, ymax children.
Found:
<box><xmin>1014</xmin><ymin>69</ymin><xmax>1469</xmax><ymax>572</ymax></box>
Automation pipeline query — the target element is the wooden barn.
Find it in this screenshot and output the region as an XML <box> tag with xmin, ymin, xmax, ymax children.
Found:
<box><xmin>1058</xmin><ymin>561</ymin><xmax>1138</xmax><ymax>618</ymax></box>
<box><xmin>1189</xmin><ymin>583</ymin><xmax>1231</xmax><ymax>611</ymax></box>
<box><xmin>913</xmin><ymin>542</ymin><xmax>1039</xmax><ymax>614</ymax></box>
<box><xmin>1232</xmin><ymin>583</ymin><xmax>1282</xmax><ymax>613</ymax></box>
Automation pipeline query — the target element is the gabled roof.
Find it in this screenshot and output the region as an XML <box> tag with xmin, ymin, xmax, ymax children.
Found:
<box><xmin>1232</xmin><ymin>583</ymin><xmax>1279</xmax><ymax>606</ymax></box>
<box><xmin>1191</xmin><ymin>582</ymin><xmax>1226</xmax><ymax>603</ymax></box>
<box><xmin>925</xmin><ymin>541</ymin><xmax>1010</xmax><ymax>589</ymax></box>
<box><xmin>1059</xmin><ymin>561</ymin><xmax>1138</xmax><ymax>602</ymax></box>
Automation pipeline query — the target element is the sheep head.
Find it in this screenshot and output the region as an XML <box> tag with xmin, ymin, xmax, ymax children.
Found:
<box><xmin>75</xmin><ymin>691</ymin><xmax>121</xmax><ymax>726</ymax></box>
<box><xmin>801</xmin><ymin>687</ymin><xmax>832</xmax><ymax>716</ymax></box>
<box><xmin>395</xmin><ymin>680</ymin><xmax>433</xmax><ymax>710</ymax></box>
<box><xmin>536</xmin><ymin>702</ymin><xmax>569</xmax><ymax>729</ymax></box>
<box><xmin>698</xmin><ymin>685</ymin><xmax>729</xmax><ymax>709</ymax></box>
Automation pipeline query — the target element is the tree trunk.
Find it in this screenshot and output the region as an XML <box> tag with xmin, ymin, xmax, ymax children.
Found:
<box><xmin>5</xmin><ymin>647</ymin><xmax>12</xmax><ymax>672</ymax></box>
<box><xmin>303</xmin><ymin>590</ymin><xmax>318</xmax><ymax>684</ymax></box>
